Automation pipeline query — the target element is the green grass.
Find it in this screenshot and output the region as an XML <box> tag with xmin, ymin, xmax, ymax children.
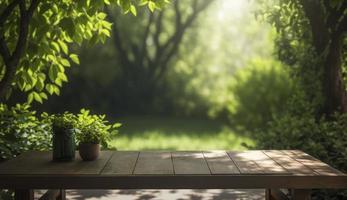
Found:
<box><xmin>109</xmin><ymin>116</ymin><xmax>254</xmax><ymax>150</ymax></box>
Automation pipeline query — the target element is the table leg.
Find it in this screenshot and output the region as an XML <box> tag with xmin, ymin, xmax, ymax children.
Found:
<box><xmin>291</xmin><ymin>189</ymin><xmax>311</xmax><ymax>200</ymax></box>
<box><xmin>266</xmin><ymin>189</ymin><xmax>289</xmax><ymax>200</ymax></box>
<box><xmin>57</xmin><ymin>189</ymin><xmax>66</xmax><ymax>200</ymax></box>
<box><xmin>15</xmin><ymin>189</ymin><xmax>34</xmax><ymax>200</ymax></box>
<box><xmin>266</xmin><ymin>189</ymin><xmax>275</xmax><ymax>200</ymax></box>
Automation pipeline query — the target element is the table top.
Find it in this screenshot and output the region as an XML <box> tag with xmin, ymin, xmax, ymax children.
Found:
<box><xmin>0</xmin><ymin>150</ymin><xmax>346</xmax><ymax>189</ymax></box>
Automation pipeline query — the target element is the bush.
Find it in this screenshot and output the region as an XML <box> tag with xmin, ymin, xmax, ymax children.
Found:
<box><xmin>256</xmin><ymin>110</ymin><xmax>347</xmax><ymax>199</ymax></box>
<box><xmin>226</xmin><ymin>59</ymin><xmax>293</xmax><ymax>131</ymax></box>
<box><xmin>0</xmin><ymin>104</ymin><xmax>51</xmax><ymax>161</ymax></box>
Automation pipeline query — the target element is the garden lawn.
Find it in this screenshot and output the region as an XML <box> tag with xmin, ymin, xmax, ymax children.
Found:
<box><xmin>108</xmin><ymin>116</ymin><xmax>254</xmax><ymax>150</ymax></box>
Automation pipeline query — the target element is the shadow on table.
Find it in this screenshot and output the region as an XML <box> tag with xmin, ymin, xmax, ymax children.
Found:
<box><xmin>56</xmin><ymin>189</ymin><xmax>264</xmax><ymax>200</ymax></box>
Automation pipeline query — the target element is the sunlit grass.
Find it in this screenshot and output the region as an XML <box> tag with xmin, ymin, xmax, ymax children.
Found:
<box><xmin>109</xmin><ymin>116</ymin><xmax>254</xmax><ymax>150</ymax></box>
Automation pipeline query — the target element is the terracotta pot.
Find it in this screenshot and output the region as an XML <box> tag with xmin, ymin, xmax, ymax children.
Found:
<box><xmin>79</xmin><ymin>143</ymin><xmax>100</xmax><ymax>161</ymax></box>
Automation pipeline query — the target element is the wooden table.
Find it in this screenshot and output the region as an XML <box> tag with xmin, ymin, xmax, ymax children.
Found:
<box><xmin>0</xmin><ymin>150</ymin><xmax>346</xmax><ymax>200</ymax></box>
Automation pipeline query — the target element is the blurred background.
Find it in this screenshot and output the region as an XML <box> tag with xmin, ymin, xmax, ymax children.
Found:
<box><xmin>25</xmin><ymin>0</ymin><xmax>292</xmax><ymax>150</ymax></box>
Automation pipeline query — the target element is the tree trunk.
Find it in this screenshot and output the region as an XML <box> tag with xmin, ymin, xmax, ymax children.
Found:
<box><xmin>323</xmin><ymin>34</ymin><xmax>347</xmax><ymax>116</ymax></box>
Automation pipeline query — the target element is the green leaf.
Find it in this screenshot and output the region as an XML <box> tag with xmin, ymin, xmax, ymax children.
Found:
<box><xmin>130</xmin><ymin>5</ymin><xmax>137</xmax><ymax>16</ymax></box>
<box><xmin>69</xmin><ymin>54</ymin><xmax>80</xmax><ymax>64</ymax></box>
<box><xmin>35</xmin><ymin>79</ymin><xmax>44</xmax><ymax>91</ymax></box>
<box><xmin>40</xmin><ymin>92</ymin><xmax>48</xmax><ymax>100</ymax></box>
<box><xmin>112</xmin><ymin>123</ymin><xmax>122</xmax><ymax>128</ymax></box>
<box><xmin>51</xmin><ymin>41</ymin><xmax>60</xmax><ymax>52</ymax></box>
<box><xmin>60</xmin><ymin>58</ymin><xmax>71</xmax><ymax>67</ymax></box>
<box><xmin>27</xmin><ymin>92</ymin><xmax>34</xmax><ymax>104</ymax></box>
<box><xmin>58</xmin><ymin>72</ymin><xmax>68</xmax><ymax>82</ymax></box>
<box><xmin>45</xmin><ymin>84</ymin><xmax>54</xmax><ymax>95</ymax></box>
<box><xmin>148</xmin><ymin>1</ymin><xmax>156</xmax><ymax>12</ymax></box>
<box><xmin>53</xmin><ymin>85</ymin><xmax>60</xmax><ymax>95</ymax></box>
<box><xmin>58</xmin><ymin>40</ymin><xmax>69</xmax><ymax>54</ymax></box>
<box><xmin>59</xmin><ymin>18</ymin><xmax>75</xmax><ymax>38</ymax></box>
<box><xmin>97</xmin><ymin>12</ymin><xmax>107</xmax><ymax>20</ymax></box>
<box><xmin>47</xmin><ymin>55</ymin><xmax>57</xmax><ymax>63</ymax></box>
<box><xmin>18</xmin><ymin>76</ymin><xmax>26</xmax><ymax>91</ymax></box>
<box><xmin>33</xmin><ymin>92</ymin><xmax>43</xmax><ymax>103</ymax></box>
<box><xmin>49</xmin><ymin>65</ymin><xmax>59</xmax><ymax>82</ymax></box>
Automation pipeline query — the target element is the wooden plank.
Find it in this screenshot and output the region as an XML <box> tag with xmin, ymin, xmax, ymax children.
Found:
<box><xmin>228</xmin><ymin>151</ymin><xmax>264</xmax><ymax>174</ymax></box>
<box><xmin>264</xmin><ymin>150</ymin><xmax>317</xmax><ymax>175</ymax></box>
<box><xmin>172</xmin><ymin>152</ymin><xmax>210</xmax><ymax>174</ymax></box>
<box><xmin>1</xmin><ymin>174</ymin><xmax>347</xmax><ymax>189</ymax></box>
<box><xmin>228</xmin><ymin>151</ymin><xmax>288</xmax><ymax>174</ymax></box>
<box><xmin>101</xmin><ymin>151</ymin><xmax>139</xmax><ymax>175</ymax></box>
<box><xmin>283</xmin><ymin>150</ymin><xmax>343</xmax><ymax>176</ymax></box>
<box><xmin>203</xmin><ymin>151</ymin><xmax>240</xmax><ymax>174</ymax></box>
<box><xmin>133</xmin><ymin>152</ymin><xmax>173</xmax><ymax>175</ymax></box>
<box><xmin>0</xmin><ymin>151</ymin><xmax>113</xmax><ymax>175</ymax></box>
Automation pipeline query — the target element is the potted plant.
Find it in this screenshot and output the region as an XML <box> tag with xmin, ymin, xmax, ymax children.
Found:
<box><xmin>75</xmin><ymin>109</ymin><xmax>120</xmax><ymax>161</ymax></box>
<box><xmin>51</xmin><ymin>113</ymin><xmax>77</xmax><ymax>161</ymax></box>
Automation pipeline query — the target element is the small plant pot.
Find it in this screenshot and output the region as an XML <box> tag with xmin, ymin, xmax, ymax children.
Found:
<box><xmin>52</xmin><ymin>129</ymin><xmax>75</xmax><ymax>161</ymax></box>
<box><xmin>79</xmin><ymin>143</ymin><xmax>100</xmax><ymax>161</ymax></box>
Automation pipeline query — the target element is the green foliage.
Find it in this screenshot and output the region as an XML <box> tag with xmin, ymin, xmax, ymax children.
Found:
<box><xmin>255</xmin><ymin>1</ymin><xmax>347</xmax><ymax>198</ymax></box>
<box><xmin>224</xmin><ymin>59</ymin><xmax>293</xmax><ymax>130</ymax></box>
<box><xmin>0</xmin><ymin>104</ymin><xmax>51</xmax><ymax>160</ymax></box>
<box><xmin>75</xmin><ymin>109</ymin><xmax>121</xmax><ymax>147</ymax></box>
<box><xmin>255</xmin><ymin>108</ymin><xmax>347</xmax><ymax>198</ymax></box>
<box><xmin>0</xmin><ymin>0</ymin><xmax>168</xmax><ymax>103</ymax></box>
<box><xmin>0</xmin><ymin>0</ymin><xmax>112</xmax><ymax>102</ymax></box>
<box><xmin>0</xmin><ymin>105</ymin><xmax>121</xmax><ymax>160</ymax></box>
<box><xmin>51</xmin><ymin>113</ymin><xmax>76</xmax><ymax>133</ymax></box>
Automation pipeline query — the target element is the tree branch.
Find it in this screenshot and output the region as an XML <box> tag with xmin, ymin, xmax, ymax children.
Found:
<box><xmin>327</xmin><ymin>1</ymin><xmax>347</xmax><ymax>31</ymax></box>
<box><xmin>105</xmin><ymin>7</ymin><xmax>131</xmax><ymax>68</ymax></box>
<box><xmin>299</xmin><ymin>0</ymin><xmax>329</xmax><ymax>54</ymax></box>
<box><xmin>0</xmin><ymin>0</ymin><xmax>41</xmax><ymax>100</ymax></box>
<box><xmin>139</xmin><ymin>11</ymin><xmax>154</xmax><ymax>64</ymax></box>
<box><xmin>153</xmin><ymin>11</ymin><xmax>164</xmax><ymax>51</ymax></box>
<box><xmin>0</xmin><ymin>0</ymin><xmax>22</xmax><ymax>64</ymax></box>
<box><xmin>0</xmin><ymin>35</ymin><xmax>11</xmax><ymax>63</ymax></box>
<box><xmin>154</xmin><ymin>0</ymin><xmax>213</xmax><ymax>81</ymax></box>
<box><xmin>0</xmin><ymin>0</ymin><xmax>21</xmax><ymax>26</ymax></box>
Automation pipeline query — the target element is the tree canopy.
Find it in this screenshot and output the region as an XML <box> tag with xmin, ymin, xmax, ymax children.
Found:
<box><xmin>0</xmin><ymin>0</ymin><xmax>168</xmax><ymax>103</ymax></box>
<box><xmin>258</xmin><ymin>0</ymin><xmax>347</xmax><ymax>117</ymax></box>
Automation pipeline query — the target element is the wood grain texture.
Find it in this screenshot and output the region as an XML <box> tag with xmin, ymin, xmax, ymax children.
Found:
<box><xmin>228</xmin><ymin>151</ymin><xmax>288</xmax><ymax>174</ymax></box>
<box><xmin>172</xmin><ymin>152</ymin><xmax>210</xmax><ymax>174</ymax></box>
<box><xmin>203</xmin><ymin>151</ymin><xmax>240</xmax><ymax>174</ymax></box>
<box><xmin>0</xmin><ymin>151</ymin><xmax>113</xmax><ymax>175</ymax></box>
<box><xmin>283</xmin><ymin>150</ymin><xmax>343</xmax><ymax>176</ymax></box>
<box><xmin>101</xmin><ymin>151</ymin><xmax>139</xmax><ymax>175</ymax></box>
<box><xmin>0</xmin><ymin>150</ymin><xmax>346</xmax><ymax>190</ymax></box>
<box><xmin>263</xmin><ymin>150</ymin><xmax>317</xmax><ymax>175</ymax></box>
<box><xmin>133</xmin><ymin>152</ymin><xmax>174</xmax><ymax>175</ymax></box>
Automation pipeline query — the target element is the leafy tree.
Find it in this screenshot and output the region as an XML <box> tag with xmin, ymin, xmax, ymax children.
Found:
<box><xmin>259</xmin><ymin>0</ymin><xmax>347</xmax><ymax>117</ymax></box>
<box><xmin>103</xmin><ymin>0</ymin><xmax>213</xmax><ymax>112</ymax></box>
<box><xmin>0</xmin><ymin>0</ymin><xmax>168</xmax><ymax>103</ymax></box>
